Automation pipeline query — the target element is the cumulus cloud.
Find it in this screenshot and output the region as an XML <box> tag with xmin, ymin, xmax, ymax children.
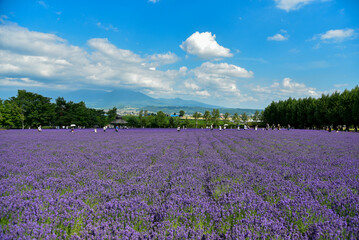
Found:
<box><xmin>267</xmin><ymin>33</ymin><xmax>288</xmax><ymax>41</ymax></box>
<box><xmin>184</xmin><ymin>81</ymin><xmax>200</xmax><ymax>90</ymax></box>
<box><xmin>180</xmin><ymin>32</ymin><xmax>233</xmax><ymax>59</ymax></box>
<box><xmin>0</xmin><ymin>77</ymin><xmax>67</xmax><ymax>89</ymax></box>
<box><xmin>0</xmin><ymin>22</ymin><xmax>260</xmax><ymax>107</ymax></box>
<box><xmin>147</xmin><ymin>52</ymin><xmax>180</xmax><ymax>67</ymax></box>
<box><xmin>87</xmin><ymin>38</ymin><xmax>143</xmax><ymax>64</ymax></box>
<box><xmin>193</xmin><ymin>62</ymin><xmax>253</xmax><ymax>79</ymax></box>
<box><xmin>274</xmin><ymin>0</ymin><xmax>314</xmax><ymax>11</ymax></box>
<box><xmin>252</xmin><ymin>77</ymin><xmax>320</xmax><ymax>98</ymax></box>
<box><xmin>195</xmin><ymin>90</ymin><xmax>210</xmax><ymax>97</ymax></box>
<box><xmin>189</xmin><ymin>62</ymin><xmax>253</xmax><ymax>98</ymax></box>
<box><xmin>0</xmin><ymin>23</ymin><xmax>183</xmax><ymax>93</ymax></box>
<box><xmin>318</xmin><ymin>29</ymin><xmax>355</xmax><ymax>42</ymax></box>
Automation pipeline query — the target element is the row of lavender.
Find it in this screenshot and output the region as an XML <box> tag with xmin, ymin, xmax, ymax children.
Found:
<box><xmin>0</xmin><ymin>129</ymin><xmax>358</xmax><ymax>239</ymax></box>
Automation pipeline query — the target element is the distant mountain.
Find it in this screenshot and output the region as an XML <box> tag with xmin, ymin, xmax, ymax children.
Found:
<box><xmin>52</xmin><ymin>88</ymin><xmax>262</xmax><ymax>114</ymax></box>
<box><xmin>57</xmin><ymin>89</ymin><xmax>219</xmax><ymax>109</ymax></box>
<box><xmin>142</xmin><ymin>106</ymin><xmax>261</xmax><ymax>115</ymax></box>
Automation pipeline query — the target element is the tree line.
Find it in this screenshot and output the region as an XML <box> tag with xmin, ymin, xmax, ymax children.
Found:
<box><xmin>262</xmin><ymin>86</ymin><xmax>359</xmax><ymax>129</ymax></box>
<box><xmin>124</xmin><ymin>109</ymin><xmax>262</xmax><ymax>128</ymax></box>
<box><xmin>0</xmin><ymin>90</ymin><xmax>117</xmax><ymax>129</ymax></box>
<box><xmin>0</xmin><ymin>90</ymin><xmax>262</xmax><ymax>129</ymax></box>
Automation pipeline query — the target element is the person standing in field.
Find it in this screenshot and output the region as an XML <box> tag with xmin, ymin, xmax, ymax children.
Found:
<box><xmin>115</xmin><ymin>126</ymin><xmax>119</xmax><ymax>132</ymax></box>
<box><xmin>38</xmin><ymin>125</ymin><xmax>42</xmax><ymax>132</ymax></box>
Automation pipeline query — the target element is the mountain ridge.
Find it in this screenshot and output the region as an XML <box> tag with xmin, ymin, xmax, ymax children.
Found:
<box><xmin>56</xmin><ymin>89</ymin><xmax>221</xmax><ymax>109</ymax></box>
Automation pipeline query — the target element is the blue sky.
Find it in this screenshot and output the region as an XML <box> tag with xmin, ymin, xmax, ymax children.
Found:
<box><xmin>0</xmin><ymin>0</ymin><xmax>358</xmax><ymax>108</ymax></box>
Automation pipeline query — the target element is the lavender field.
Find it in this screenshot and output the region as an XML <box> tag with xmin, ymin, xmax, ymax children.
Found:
<box><xmin>0</xmin><ymin>129</ymin><xmax>358</xmax><ymax>239</ymax></box>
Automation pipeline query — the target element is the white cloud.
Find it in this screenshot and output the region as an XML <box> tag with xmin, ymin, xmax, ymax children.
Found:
<box><xmin>0</xmin><ymin>77</ymin><xmax>67</xmax><ymax>89</ymax></box>
<box><xmin>37</xmin><ymin>1</ymin><xmax>48</xmax><ymax>8</ymax></box>
<box><xmin>96</xmin><ymin>22</ymin><xmax>119</xmax><ymax>32</ymax></box>
<box><xmin>0</xmin><ymin>23</ymin><xmax>183</xmax><ymax>93</ymax></box>
<box><xmin>252</xmin><ymin>77</ymin><xmax>320</xmax><ymax>98</ymax></box>
<box><xmin>189</xmin><ymin>62</ymin><xmax>253</xmax><ymax>99</ymax></box>
<box><xmin>193</xmin><ymin>62</ymin><xmax>253</xmax><ymax>79</ymax></box>
<box><xmin>274</xmin><ymin>0</ymin><xmax>314</xmax><ymax>11</ymax></box>
<box><xmin>267</xmin><ymin>33</ymin><xmax>288</xmax><ymax>41</ymax></box>
<box><xmin>180</xmin><ymin>32</ymin><xmax>233</xmax><ymax>59</ymax></box>
<box><xmin>0</xmin><ymin>22</ymin><xmax>263</xmax><ymax>107</ymax></box>
<box><xmin>333</xmin><ymin>83</ymin><xmax>348</xmax><ymax>88</ymax></box>
<box><xmin>195</xmin><ymin>90</ymin><xmax>210</xmax><ymax>97</ymax></box>
<box><xmin>184</xmin><ymin>81</ymin><xmax>200</xmax><ymax>90</ymax></box>
<box><xmin>319</xmin><ymin>29</ymin><xmax>355</xmax><ymax>42</ymax></box>
<box><xmin>147</xmin><ymin>52</ymin><xmax>179</xmax><ymax>67</ymax></box>
<box><xmin>0</xmin><ymin>15</ymin><xmax>8</xmax><ymax>24</ymax></box>
<box><xmin>87</xmin><ymin>38</ymin><xmax>143</xmax><ymax>63</ymax></box>
<box><xmin>148</xmin><ymin>0</ymin><xmax>160</xmax><ymax>3</ymax></box>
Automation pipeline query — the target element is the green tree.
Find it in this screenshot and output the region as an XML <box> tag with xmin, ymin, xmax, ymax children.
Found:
<box><xmin>174</xmin><ymin>117</ymin><xmax>181</xmax><ymax>128</ymax></box>
<box><xmin>126</xmin><ymin>116</ymin><xmax>140</xmax><ymax>127</ymax></box>
<box><xmin>179</xmin><ymin>110</ymin><xmax>185</xmax><ymax>117</ymax></box>
<box><xmin>224</xmin><ymin>112</ymin><xmax>230</xmax><ymax>124</ymax></box>
<box><xmin>253</xmin><ymin>110</ymin><xmax>260</xmax><ymax>122</ymax></box>
<box><xmin>184</xmin><ymin>117</ymin><xmax>190</xmax><ymax>128</ymax></box>
<box><xmin>71</xmin><ymin>101</ymin><xmax>89</xmax><ymax>127</ymax></box>
<box><xmin>55</xmin><ymin>97</ymin><xmax>69</xmax><ymax>127</ymax></box>
<box><xmin>193</xmin><ymin>112</ymin><xmax>202</xmax><ymax>128</ymax></box>
<box><xmin>211</xmin><ymin>109</ymin><xmax>220</xmax><ymax>127</ymax></box>
<box><xmin>352</xmin><ymin>86</ymin><xmax>359</xmax><ymax>128</ymax></box>
<box><xmin>156</xmin><ymin>111</ymin><xmax>167</xmax><ymax>128</ymax></box>
<box><xmin>232</xmin><ymin>113</ymin><xmax>239</xmax><ymax>125</ymax></box>
<box><xmin>261</xmin><ymin>85</ymin><xmax>359</xmax><ymax>129</ymax></box>
<box><xmin>169</xmin><ymin>117</ymin><xmax>175</xmax><ymax>128</ymax></box>
<box><xmin>10</xmin><ymin>90</ymin><xmax>55</xmax><ymax>128</ymax></box>
<box><xmin>106</xmin><ymin>107</ymin><xmax>117</xmax><ymax>124</ymax></box>
<box><xmin>0</xmin><ymin>99</ymin><xmax>23</xmax><ymax>128</ymax></box>
<box><xmin>241</xmin><ymin>113</ymin><xmax>248</xmax><ymax>123</ymax></box>
<box><xmin>203</xmin><ymin>110</ymin><xmax>211</xmax><ymax>126</ymax></box>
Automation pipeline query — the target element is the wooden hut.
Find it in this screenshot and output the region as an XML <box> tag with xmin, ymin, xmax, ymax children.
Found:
<box><xmin>109</xmin><ymin>115</ymin><xmax>127</xmax><ymax>128</ymax></box>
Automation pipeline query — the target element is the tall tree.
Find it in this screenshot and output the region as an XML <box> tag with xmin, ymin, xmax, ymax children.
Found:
<box><xmin>253</xmin><ymin>110</ymin><xmax>260</xmax><ymax>122</ymax></box>
<box><xmin>179</xmin><ymin>110</ymin><xmax>185</xmax><ymax>117</ymax></box>
<box><xmin>211</xmin><ymin>109</ymin><xmax>220</xmax><ymax>127</ymax></box>
<box><xmin>203</xmin><ymin>110</ymin><xmax>211</xmax><ymax>126</ymax></box>
<box><xmin>224</xmin><ymin>112</ymin><xmax>230</xmax><ymax>124</ymax></box>
<box><xmin>55</xmin><ymin>97</ymin><xmax>69</xmax><ymax>127</ymax></box>
<box><xmin>193</xmin><ymin>112</ymin><xmax>202</xmax><ymax>128</ymax></box>
<box><xmin>10</xmin><ymin>90</ymin><xmax>55</xmax><ymax>128</ymax></box>
<box><xmin>0</xmin><ymin>99</ymin><xmax>23</xmax><ymax>128</ymax></box>
<box><xmin>156</xmin><ymin>111</ymin><xmax>167</xmax><ymax>128</ymax></box>
<box><xmin>232</xmin><ymin>113</ymin><xmax>239</xmax><ymax>125</ymax></box>
<box><xmin>241</xmin><ymin>113</ymin><xmax>248</xmax><ymax>123</ymax></box>
<box><xmin>262</xmin><ymin>85</ymin><xmax>359</xmax><ymax>129</ymax></box>
<box><xmin>106</xmin><ymin>107</ymin><xmax>117</xmax><ymax>124</ymax></box>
